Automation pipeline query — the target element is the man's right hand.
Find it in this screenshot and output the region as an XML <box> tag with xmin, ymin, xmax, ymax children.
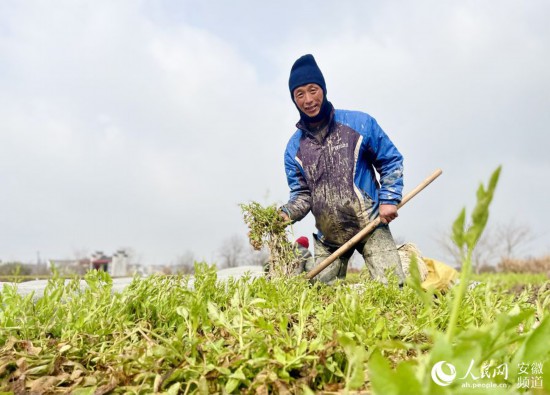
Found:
<box><xmin>379</xmin><ymin>204</ymin><xmax>398</xmax><ymax>224</ymax></box>
<box><xmin>279</xmin><ymin>211</ymin><xmax>290</xmax><ymax>223</ymax></box>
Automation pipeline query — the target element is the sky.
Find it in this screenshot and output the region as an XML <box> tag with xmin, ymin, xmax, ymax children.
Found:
<box><xmin>1</xmin><ymin>0</ymin><xmax>549</xmax><ymax>267</ymax></box>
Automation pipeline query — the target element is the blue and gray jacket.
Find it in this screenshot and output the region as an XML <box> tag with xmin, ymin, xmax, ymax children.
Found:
<box><xmin>281</xmin><ymin>109</ymin><xmax>404</xmax><ymax>247</ymax></box>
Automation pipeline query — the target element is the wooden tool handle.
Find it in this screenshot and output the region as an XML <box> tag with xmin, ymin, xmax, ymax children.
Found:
<box><xmin>305</xmin><ymin>169</ymin><xmax>443</xmax><ymax>280</ymax></box>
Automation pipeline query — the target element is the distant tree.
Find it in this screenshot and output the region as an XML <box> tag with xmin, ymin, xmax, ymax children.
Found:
<box><xmin>219</xmin><ymin>234</ymin><xmax>246</xmax><ymax>268</ymax></box>
<box><xmin>499</xmin><ymin>255</ymin><xmax>550</xmax><ymax>274</ymax></box>
<box><xmin>438</xmin><ymin>219</ymin><xmax>534</xmax><ymax>273</ymax></box>
<box><xmin>478</xmin><ymin>264</ymin><xmax>498</xmax><ymax>273</ymax></box>
<box><xmin>0</xmin><ymin>262</ymin><xmax>32</xmax><ymax>276</ymax></box>
<box><xmin>246</xmin><ymin>247</ymin><xmax>270</xmax><ymax>267</ymax></box>
<box><xmin>494</xmin><ymin>222</ymin><xmax>534</xmax><ymax>260</ymax></box>
<box><xmin>173</xmin><ymin>250</ymin><xmax>196</xmax><ymax>274</ymax></box>
<box><xmin>30</xmin><ymin>262</ymin><xmax>50</xmax><ymax>276</ymax></box>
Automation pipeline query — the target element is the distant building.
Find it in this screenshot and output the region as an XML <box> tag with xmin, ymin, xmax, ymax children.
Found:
<box><xmin>49</xmin><ymin>249</ymin><xmax>133</xmax><ymax>277</ymax></box>
<box><xmin>111</xmin><ymin>250</ymin><xmax>129</xmax><ymax>277</ymax></box>
<box><xmin>90</xmin><ymin>251</ymin><xmax>110</xmax><ymax>272</ymax></box>
<box><xmin>91</xmin><ymin>250</ymin><xmax>130</xmax><ymax>277</ymax></box>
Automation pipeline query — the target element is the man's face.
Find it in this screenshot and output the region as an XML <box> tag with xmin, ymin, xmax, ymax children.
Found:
<box><xmin>293</xmin><ymin>83</ymin><xmax>324</xmax><ymax>117</ymax></box>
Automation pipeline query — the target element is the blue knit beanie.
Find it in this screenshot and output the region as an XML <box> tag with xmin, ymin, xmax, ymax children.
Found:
<box><xmin>288</xmin><ymin>54</ymin><xmax>327</xmax><ymax>98</ymax></box>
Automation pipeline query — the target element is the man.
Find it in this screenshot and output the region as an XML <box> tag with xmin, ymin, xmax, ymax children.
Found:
<box><xmin>280</xmin><ymin>54</ymin><xmax>405</xmax><ymax>285</ymax></box>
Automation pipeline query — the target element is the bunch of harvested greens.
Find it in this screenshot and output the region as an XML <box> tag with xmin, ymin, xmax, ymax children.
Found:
<box><xmin>240</xmin><ymin>202</ymin><xmax>302</xmax><ymax>277</ymax></box>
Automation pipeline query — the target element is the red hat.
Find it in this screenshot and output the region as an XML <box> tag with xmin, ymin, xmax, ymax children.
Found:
<box><xmin>295</xmin><ymin>236</ymin><xmax>309</xmax><ymax>249</ymax></box>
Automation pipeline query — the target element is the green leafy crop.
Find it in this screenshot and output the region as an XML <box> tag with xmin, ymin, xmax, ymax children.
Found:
<box><xmin>1</xmin><ymin>167</ymin><xmax>549</xmax><ymax>394</ymax></box>
<box><xmin>240</xmin><ymin>201</ymin><xmax>301</xmax><ymax>278</ymax></box>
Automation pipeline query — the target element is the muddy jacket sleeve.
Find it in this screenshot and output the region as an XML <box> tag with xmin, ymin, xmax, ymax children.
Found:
<box><xmin>363</xmin><ymin>117</ymin><xmax>404</xmax><ymax>205</ymax></box>
<box><xmin>280</xmin><ymin>135</ymin><xmax>311</xmax><ymax>221</ymax></box>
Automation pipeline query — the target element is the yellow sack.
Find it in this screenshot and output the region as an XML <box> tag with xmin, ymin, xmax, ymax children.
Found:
<box><xmin>398</xmin><ymin>243</ymin><xmax>458</xmax><ymax>291</ymax></box>
<box><xmin>421</xmin><ymin>257</ymin><xmax>459</xmax><ymax>291</ymax></box>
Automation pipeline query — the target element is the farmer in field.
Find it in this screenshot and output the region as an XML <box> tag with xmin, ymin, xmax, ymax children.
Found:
<box><xmin>280</xmin><ymin>54</ymin><xmax>406</xmax><ymax>285</ymax></box>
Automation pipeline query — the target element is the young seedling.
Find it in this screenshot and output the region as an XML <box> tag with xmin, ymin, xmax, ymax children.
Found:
<box><xmin>447</xmin><ymin>165</ymin><xmax>501</xmax><ymax>341</ymax></box>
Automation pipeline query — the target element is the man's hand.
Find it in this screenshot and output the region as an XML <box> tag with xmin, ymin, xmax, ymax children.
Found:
<box><xmin>279</xmin><ymin>211</ymin><xmax>290</xmax><ymax>223</ymax></box>
<box><xmin>379</xmin><ymin>204</ymin><xmax>398</xmax><ymax>224</ymax></box>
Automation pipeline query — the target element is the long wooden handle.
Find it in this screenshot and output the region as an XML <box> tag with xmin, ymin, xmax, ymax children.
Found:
<box><xmin>305</xmin><ymin>169</ymin><xmax>443</xmax><ymax>280</ymax></box>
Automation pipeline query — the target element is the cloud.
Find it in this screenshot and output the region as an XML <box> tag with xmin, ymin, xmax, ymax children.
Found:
<box><xmin>1</xmin><ymin>0</ymin><xmax>549</xmax><ymax>266</ymax></box>
<box><xmin>0</xmin><ymin>1</ymin><xmax>283</xmax><ymax>263</ymax></box>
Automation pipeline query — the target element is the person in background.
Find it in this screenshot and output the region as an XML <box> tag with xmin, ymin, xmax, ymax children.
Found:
<box><xmin>261</xmin><ymin>236</ymin><xmax>313</xmax><ymax>275</ymax></box>
<box><xmin>293</xmin><ymin>236</ymin><xmax>313</xmax><ymax>275</ymax></box>
<box><xmin>280</xmin><ymin>54</ymin><xmax>405</xmax><ymax>285</ymax></box>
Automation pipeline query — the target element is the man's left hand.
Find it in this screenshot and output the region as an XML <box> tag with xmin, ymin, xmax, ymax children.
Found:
<box><xmin>379</xmin><ymin>204</ymin><xmax>398</xmax><ymax>224</ymax></box>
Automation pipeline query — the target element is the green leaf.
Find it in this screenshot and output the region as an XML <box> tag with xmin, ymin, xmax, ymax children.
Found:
<box><xmin>369</xmin><ymin>351</ymin><xmax>398</xmax><ymax>395</ymax></box>
<box><xmin>300</xmin><ymin>384</ymin><xmax>316</xmax><ymax>395</ymax></box>
<box><xmin>516</xmin><ymin>315</ymin><xmax>550</xmax><ymax>363</ymax></box>
<box><xmin>165</xmin><ymin>382</ymin><xmax>181</xmax><ymax>395</ymax></box>
<box><xmin>338</xmin><ymin>333</ymin><xmax>367</xmax><ymax>390</ymax></box>
<box><xmin>25</xmin><ymin>364</ymin><xmax>51</xmax><ymax>375</ymax></box>
<box><xmin>176</xmin><ymin>306</ymin><xmax>189</xmax><ymax>319</ymax></box>
<box><xmin>348</xmin><ymin>365</ymin><xmax>365</xmax><ymax>390</ymax></box>
<box><xmin>447</xmin><ymin>166</ymin><xmax>502</xmax><ymax>343</ymax></box>
<box><xmin>466</xmin><ymin>166</ymin><xmax>501</xmax><ymax>248</ymax></box>
<box><xmin>544</xmin><ymin>360</ymin><xmax>550</xmax><ymax>393</ymax></box>
<box><xmin>207</xmin><ymin>301</ymin><xmax>220</xmax><ymax>322</ymax></box>
<box><xmin>229</xmin><ymin>367</ymin><xmax>247</xmax><ymax>381</ymax></box>
<box><xmin>297</xmin><ymin>339</ymin><xmax>308</xmax><ymax>356</ymax></box>
<box><xmin>374</xmin><ymin>317</ymin><xmax>386</xmax><ymax>335</ymax></box>
<box><xmin>274</xmin><ymin>346</ymin><xmax>287</xmax><ymax>364</ymax></box>
<box><xmin>451</xmin><ymin>208</ymin><xmax>466</xmax><ymax>250</ymax></box>
<box><xmin>197</xmin><ymin>376</ymin><xmax>209</xmax><ymax>395</ymax></box>
<box><xmin>395</xmin><ymin>360</ymin><xmax>423</xmax><ymax>394</ymax></box>
<box><xmin>225</xmin><ymin>378</ymin><xmax>240</xmax><ymax>393</ymax></box>
<box><xmin>405</xmin><ymin>254</ymin><xmax>433</xmax><ymax>308</ymax></box>
<box><xmin>71</xmin><ymin>388</ymin><xmax>96</xmax><ymax>395</ymax></box>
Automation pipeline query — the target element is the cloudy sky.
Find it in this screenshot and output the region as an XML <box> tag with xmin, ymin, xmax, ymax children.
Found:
<box><xmin>1</xmin><ymin>0</ymin><xmax>549</xmax><ymax>266</ymax></box>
